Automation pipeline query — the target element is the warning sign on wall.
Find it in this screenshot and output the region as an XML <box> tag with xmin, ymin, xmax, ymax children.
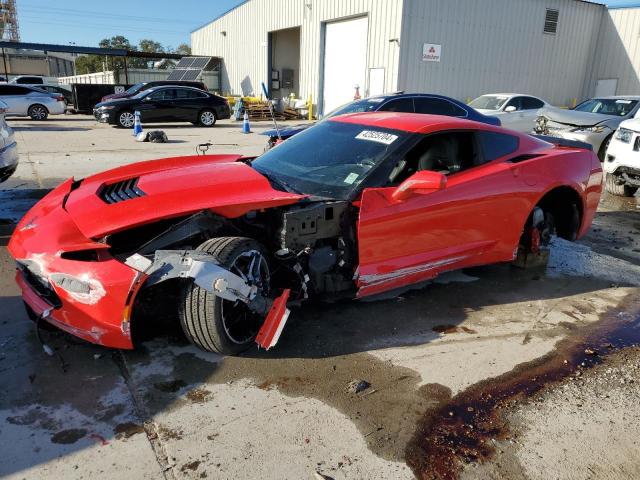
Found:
<box><xmin>422</xmin><ymin>43</ymin><xmax>441</xmax><ymax>62</ymax></box>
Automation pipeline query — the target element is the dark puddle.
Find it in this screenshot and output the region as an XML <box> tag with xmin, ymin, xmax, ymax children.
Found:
<box><xmin>406</xmin><ymin>296</ymin><xmax>640</xmax><ymax>480</ymax></box>
<box><xmin>153</xmin><ymin>379</ymin><xmax>187</xmax><ymax>393</ymax></box>
<box><xmin>113</xmin><ymin>421</ymin><xmax>145</xmax><ymax>439</ymax></box>
<box><xmin>50</xmin><ymin>428</ymin><xmax>87</xmax><ymax>444</ymax></box>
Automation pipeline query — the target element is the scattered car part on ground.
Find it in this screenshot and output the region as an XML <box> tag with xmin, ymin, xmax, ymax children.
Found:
<box><xmin>603</xmin><ymin>119</ymin><xmax>640</xmax><ymax>197</ymax></box>
<box><xmin>100</xmin><ymin>81</ymin><xmax>207</xmax><ymax>103</ymax></box>
<box><xmin>93</xmin><ymin>86</ymin><xmax>231</xmax><ymax>128</ymax></box>
<box><xmin>0</xmin><ymin>84</ymin><xmax>66</xmax><ymax>120</ymax></box>
<box><xmin>469</xmin><ymin>93</ymin><xmax>550</xmax><ymax>132</ymax></box>
<box><xmin>533</xmin><ymin>96</ymin><xmax>640</xmax><ymax>161</ymax></box>
<box><xmin>8</xmin><ymin>112</ymin><xmax>602</xmax><ymax>355</ymax></box>
<box><xmin>262</xmin><ymin>92</ymin><xmax>501</xmax><ymax>149</ymax></box>
<box><xmin>135</xmin><ymin>130</ymin><xmax>168</xmax><ymax>143</ymax></box>
<box><xmin>0</xmin><ymin>100</ymin><xmax>18</xmax><ymax>183</ymax></box>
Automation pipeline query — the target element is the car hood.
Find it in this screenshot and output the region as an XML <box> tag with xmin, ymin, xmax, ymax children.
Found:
<box><xmin>474</xmin><ymin>108</ymin><xmax>501</xmax><ymax>116</ymax></box>
<box><xmin>618</xmin><ymin>117</ymin><xmax>640</xmax><ymax>133</ymax></box>
<box><xmin>95</xmin><ymin>98</ymin><xmax>136</xmax><ymax>109</ymax></box>
<box><xmin>539</xmin><ymin>106</ymin><xmax>618</xmax><ymax>127</ymax></box>
<box><xmin>102</xmin><ymin>92</ymin><xmax>130</xmax><ymax>102</ymax></box>
<box><xmin>63</xmin><ymin>154</ymin><xmax>306</xmax><ymax>239</ymax></box>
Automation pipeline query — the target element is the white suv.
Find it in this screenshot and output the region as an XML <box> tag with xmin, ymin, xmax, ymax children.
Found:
<box><xmin>604</xmin><ymin>118</ymin><xmax>640</xmax><ymax>197</ymax></box>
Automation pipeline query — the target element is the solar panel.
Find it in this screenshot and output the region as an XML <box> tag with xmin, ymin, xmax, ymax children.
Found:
<box><xmin>190</xmin><ymin>57</ymin><xmax>210</xmax><ymax>69</ymax></box>
<box><xmin>166</xmin><ymin>70</ymin><xmax>185</xmax><ymax>81</ymax></box>
<box><xmin>181</xmin><ymin>69</ymin><xmax>201</xmax><ymax>81</ymax></box>
<box><xmin>175</xmin><ymin>57</ymin><xmax>196</xmax><ymax>69</ymax></box>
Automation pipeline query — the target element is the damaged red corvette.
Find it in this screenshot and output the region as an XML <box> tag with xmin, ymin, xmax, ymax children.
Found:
<box><xmin>9</xmin><ymin>112</ymin><xmax>602</xmax><ymax>355</ymax></box>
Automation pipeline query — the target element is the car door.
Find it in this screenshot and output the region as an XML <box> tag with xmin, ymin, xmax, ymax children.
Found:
<box><xmin>356</xmin><ymin>129</ymin><xmax>528</xmax><ymax>297</ymax></box>
<box><xmin>0</xmin><ymin>85</ymin><xmax>31</xmax><ymax>115</ymax></box>
<box><xmin>172</xmin><ymin>88</ymin><xmax>208</xmax><ymax>121</ymax></box>
<box><xmin>139</xmin><ymin>88</ymin><xmax>176</xmax><ymax>123</ymax></box>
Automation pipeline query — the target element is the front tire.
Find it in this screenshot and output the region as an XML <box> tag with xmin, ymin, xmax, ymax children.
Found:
<box><xmin>179</xmin><ymin>237</ymin><xmax>270</xmax><ymax>355</ymax></box>
<box><xmin>605</xmin><ymin>173</ymin><xmax>638</xmax><ymax>197</ymax></box>
<box><xmin>116</xmin><ymin>110</ymin><xmax>135</xmax><ymax>128</ymax></box>
<box><xmin>598</xmin><ymin>135</ymin><xmax>612</xmax><ymax>162</ymax></box>
<box><xmin>198</xmin><ymin>109</ymin><xmax>217</xmax><ymax>127</ymax></box>
<box><xmin>28</xmin><ymin>104</ymin><xmax>48</xmax><ymax>120</ymax></box>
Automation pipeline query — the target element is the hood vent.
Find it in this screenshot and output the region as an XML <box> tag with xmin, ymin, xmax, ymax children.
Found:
<box><xmin>98</xmin><ymin>178</ymin><xmax>146</xmax><ymax>204</ymax></box>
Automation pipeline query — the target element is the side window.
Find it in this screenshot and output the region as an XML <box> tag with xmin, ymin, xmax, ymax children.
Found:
<box><xmin>505</xmin><ymin>97</ymin><xmax>523</xmax><ymax>111</ymax></box>
<box><xmin>522</xmin><ymin>97</ymin><xmax>545</xmax><ymax>110</ymax></box>
<box><xmin>414</xmin><ymin>98</ymin><xmax>467</xmax><ymax>117</ymax></box>
<box><xmin>388</xmin><ymin>132</ymin><xmax>478</xmax><ymax>185</ymax></box>
<box><xmin>148</xmin><ymin>89</ymin><xmax>175</xmax><ymax>101</ymax></box>
<box><xmin>0</xmin><ymin>86</ymin><xmax>28</xmax><ymax>95</ymax></box>
<box><xmin>378</xmin><ymin>98</ymin><xmax>415</xmax><ymax>113</ymax></box>
<box><xmin>477</xmin><ymin>131</ymin><xmax>519</xmax><ymax>162</ymax></box>
<box><xmin>176</xmin><ymin>89</ymin><xmax>207</xmax><ymax>99</ymax></box>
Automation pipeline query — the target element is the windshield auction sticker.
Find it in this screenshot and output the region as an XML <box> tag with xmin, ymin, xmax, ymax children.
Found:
<box><xmin>355</xmin><ymin>130</ymin><xmax>398</xmax><ymax>145</ymax></box>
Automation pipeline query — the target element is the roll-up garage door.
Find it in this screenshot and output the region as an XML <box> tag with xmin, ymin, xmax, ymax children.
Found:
<box><xmin>322</xmin><ymin>16</ymin><xmax>368</xmax><ymax>114</ymax></box>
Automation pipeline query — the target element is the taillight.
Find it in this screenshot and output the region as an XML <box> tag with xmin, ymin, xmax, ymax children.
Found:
<box><xmin>55</xmin><ymin>95</ymin><xmax>65</xmax><ymax>102</ymax></box>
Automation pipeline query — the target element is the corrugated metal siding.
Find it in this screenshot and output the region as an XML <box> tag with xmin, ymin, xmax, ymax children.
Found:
<box><xmin>191</xmin><ymin>0</ymin><xmax>404</xmax><ymax>109</ymax></box>
<box><xmin>398</xmin><ymin>0</ymin><xmax>604</xmax><ymax>105</ymax></box>
<box><xmin>586</xmin><ymin>8</ymin><xmax>640</xmax><ymax>97</ymax></box>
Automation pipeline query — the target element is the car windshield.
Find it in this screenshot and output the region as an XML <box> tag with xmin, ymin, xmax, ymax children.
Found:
<box><xmin>469</xmin><ymin>95</ymin><xmax>509</xmax><ymax>111</ymax></box>
<box><xmin>573</xmin><ymin>98</ymin><xmax>638</xmax><ymax>116</ymax></box>
<box><xmin>252</xmin><ymin>120</ymin><xmax>409</xmax><ymax>199</ymax></box>
<box><xmin>125</xmin><ymin>83</ymin><xmax>145</xmax><ymax>95</ymax></box>
<box><xmin>323</xmin><ymin>98</ymin><xmax>388</xmax><ymax>119</ymax></box>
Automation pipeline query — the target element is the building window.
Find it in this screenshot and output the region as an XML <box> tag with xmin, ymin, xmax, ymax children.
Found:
<box><xmin>544</xmin><ymin>9</ymin><xmax>559</xmax><ymax>35</ymax></box>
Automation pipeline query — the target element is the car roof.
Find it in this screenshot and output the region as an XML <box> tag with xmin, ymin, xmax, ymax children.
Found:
<box><xmin>591</xmin><ymin>96</ymin><xmax>640</xmax><ymax>100</ymax></box>
<box><xmin>329</xmin><ymin>111</ymin><xmax>492</xmax><ymax>134</ymax></box>
<box><xmin>142</xmin><ymin>85</ymin><xmax>207</xmax><ymax>93</ymax></box>
<box><xmin>367</xmin><ymin>92</ymin><xmax>464</xmax><ymax>103</ymax></box>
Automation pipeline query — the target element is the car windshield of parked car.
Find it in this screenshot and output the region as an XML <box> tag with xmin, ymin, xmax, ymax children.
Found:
<box><xmin>252</xmin><ymin>120</ymin><xmax>408</xmax><ymax>199</ymax></box>
<box><xmin>323</xmin><ymin>98</ymin><xmax>388</xmax><ymax>119</ymax></box>
<box><xmin>573</xmin><ymin>98</ymin><xmax>638</xmax><ymax>116</ymax></box>
<box><xmin>125</xmin><ymin>83</ymin><xmax>145</xmax><ymax>95</ymax></box>
<box><xmin>469</xmin><ymin>95</ymin><xmax>509</xmax><ymax>111</ymax></box>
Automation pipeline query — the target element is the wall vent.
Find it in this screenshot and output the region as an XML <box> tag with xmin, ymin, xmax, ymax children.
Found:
<box><xmin>544</xmin><ymin>9</ymin><xmax>559</xmax><ymax>34</ymax></box>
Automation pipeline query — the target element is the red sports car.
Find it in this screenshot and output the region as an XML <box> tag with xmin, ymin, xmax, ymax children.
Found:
<box><xmin>9</xmin><ymin>113</ymin><xmax>602</xmax><ymax>355</ymax></box>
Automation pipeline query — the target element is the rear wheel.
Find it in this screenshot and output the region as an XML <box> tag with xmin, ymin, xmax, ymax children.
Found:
<box><xmin>28</xmin><ymin>104</ymin><xmax>48</xmax><ymax>120</ymax></box>
<box><xmin>179</xmin><ymin>237</ymin><xmax>270</xmax><ymax>355</ymax></box>
<box><xmin>198</xmin><ymin>109</ymin><xmax>217</xmax><ymax>127</ymax></box>
<box><xmin>605</xmin><ymin>173</ymin><xmax>638</xmax><ymax>197</ymax></box>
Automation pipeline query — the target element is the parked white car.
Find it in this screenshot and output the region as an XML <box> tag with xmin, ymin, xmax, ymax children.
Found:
<box><xmin>603</xmin><ymin>117</ymin><xmax>640</xmax><ymax>197</ymax></box>
<box><xmin>0</xmin><ymin>84</ymin><xmax>66</xmax><ymax>120</ymax></box>
<box><xmin>0</xmin><ymin>100</ymin><xmax>19</xmax><ymax>183</ymax></box>
<box><xmin>469</xmin><ymin>93</ymin><xmax>549</xmax><ymax>132</ymax></box>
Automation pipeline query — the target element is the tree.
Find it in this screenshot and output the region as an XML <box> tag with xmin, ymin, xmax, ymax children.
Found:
<box><xmin>139</xmin><ymin>39</ymin><xmax>164</xmax><ymax>54</ymax></box>
<box><xmin>173</xmin><ymin>43</ymin><xmax>191</xmax><ymax>56</ymax></box>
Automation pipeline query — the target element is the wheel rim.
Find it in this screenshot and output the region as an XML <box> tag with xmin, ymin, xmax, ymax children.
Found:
<box><xmin>31</xmin><ymin>106</ymin><xmax>46</xmax><ymax>120</ymax></box>
<box><xmin>120</xmin><ymin>112</ymin><xmax>135</xmax><ymax>127</ymax></box>
<box><xmin>220</xmin><ymin>250</ymin><xmax>269</xmax><ymax>345</ymax></box>
<box><xmin>201</xmin><ymin>111</ymin><xmax>215</xmax><ymax>126</ymax></box>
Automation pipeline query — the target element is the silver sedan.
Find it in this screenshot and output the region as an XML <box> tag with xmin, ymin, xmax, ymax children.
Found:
<box><xmin>0</xmin><ymin>84</ymin><xmax>66</xmax><ymax>120</ymax></box>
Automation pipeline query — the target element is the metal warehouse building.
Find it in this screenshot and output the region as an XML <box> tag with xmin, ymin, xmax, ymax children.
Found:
<box><xmin>191</xmin><ymin>0</ymin><xmax>640</xmax><ymax>114</ymax></box>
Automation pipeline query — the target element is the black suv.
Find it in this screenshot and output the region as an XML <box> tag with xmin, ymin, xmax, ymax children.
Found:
<box><xmin>94</xmin><ymin>85</ymin><xmax>231</xmax><ymax>128</ymax></box>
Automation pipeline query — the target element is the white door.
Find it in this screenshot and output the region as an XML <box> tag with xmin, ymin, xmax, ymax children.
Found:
<box><xmin>322</xmin><ymin>16</ymin><xmax>368</xmax><ymax>114</ymax></box>
<box><xmin>595</xmin><ymin>79</ymin><xmax>617</xmax><ymax>97</ymax></box>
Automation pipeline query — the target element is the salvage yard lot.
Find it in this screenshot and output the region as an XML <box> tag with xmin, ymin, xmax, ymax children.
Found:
<box><xmin>1</xmin><ymin>115</ymin><xmax>640</xmax><ymax>479</ymax></box>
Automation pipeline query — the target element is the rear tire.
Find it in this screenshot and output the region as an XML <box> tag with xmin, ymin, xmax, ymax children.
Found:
<box><xmin>28</xmin><ymin>104</ymin><xmax>48</xmax><ymax>120</ymax></box>
<box><xmin>605</xmin><ymin>173</ymin><xmax>638</xmax><ymax>197</ymax></box>
<box><xmin>179</xmin><ymin>237</ymin><xmax>270</xmax><ymax>355</ymax></box>
<box><xmin>198</xmin><ymin>109</ymin><xmax>217</xmax><ymax>127</ymax></box>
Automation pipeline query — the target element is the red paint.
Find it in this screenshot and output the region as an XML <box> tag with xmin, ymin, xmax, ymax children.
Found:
<box><xmin>255</xmin><ymin>289</ymin><xmax>291</xmax><ymax>350</ymax></box>
<box><xmin>9</xmin><ymin>113</ymin><xmax>602</xmax><ymax>350</ymax></box>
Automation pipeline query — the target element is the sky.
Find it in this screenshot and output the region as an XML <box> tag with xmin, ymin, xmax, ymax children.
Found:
<box><xmin>15</xmin><ymin>0</ymin><xmax>640</xmax><ymax>50</ymax></box>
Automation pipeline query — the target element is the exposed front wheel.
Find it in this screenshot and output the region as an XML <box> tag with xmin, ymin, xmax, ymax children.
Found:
<box><xmin>28</xmin><ymin>104</ymin><xmax>48</xmax><ymax>120</ymax></box>
<box><xmin>605</xmin><ymin>173</ymin><xmax>638</xmax><ymax>197</ymax></box>
<box><xmin>198</xmin><ymin>109</ymin><xmax>217</xmax><ymax>127</ymax></box>
<box><xmin>117</xmin><ymin>110</ymin><xmax>135</xmax><ymax>128</ymax></box>
<box><xmin>179</xmin><ymin>237</ymin><xmax>270</xmax><ymax>355</ymax></box>
<box><xmin>598</xmin><ymin>135</ymin><xmax>612</xmax><ymax>162</ymax></box>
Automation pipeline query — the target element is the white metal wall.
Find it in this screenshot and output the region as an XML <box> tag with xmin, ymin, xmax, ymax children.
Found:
<box><xmin>586</xmin><ymin>7</ymin><xmax>640</xmax><ymax>98</ymax></box>
<box><xmin>191</xmin><ymin>0</ymin><xmax>404</xmax><ymax>109</ymax></box>
<box><xmin>398</xmin><ymin>0</ymin><xmax>604</xmax><ymax>106</ymax></box>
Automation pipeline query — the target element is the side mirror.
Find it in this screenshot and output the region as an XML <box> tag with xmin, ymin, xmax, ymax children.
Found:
<box><xmin>392</xmin><ymin>170</ymin><xmax>447</xmax><ymax>202</ymax></box>
<box><xmin>504</xmin><ymin>105</ymin><xmax>517</xmax><ymax>113</ymax></box>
